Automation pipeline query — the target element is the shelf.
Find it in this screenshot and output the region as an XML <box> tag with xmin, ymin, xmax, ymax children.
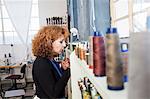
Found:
<box><xmin>70</xmin><ymin>51</ymin><xmax>127</xmax><ymax>99</ymax></box>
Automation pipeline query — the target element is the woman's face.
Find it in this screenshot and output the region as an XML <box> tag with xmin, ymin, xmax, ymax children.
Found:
<box><xmin>52</xmin><ymin>36</ymin><xmax>66</xmax><ymax>54</ymax></box>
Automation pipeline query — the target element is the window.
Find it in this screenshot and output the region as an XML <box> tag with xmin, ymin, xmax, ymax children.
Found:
<box><xmin>113</xmin><ymin>0</ymin><xmax>129</xmax><ymax>37</ymax></box>
<box><xmin>0</xmin><ymin>0</ymin><xmax>39</xmax><ymax>44</ymax></box>
<box><xmin>112</xmin><ymin>0</ymin><xmax>150</xmax><ymax>37</ymax></box>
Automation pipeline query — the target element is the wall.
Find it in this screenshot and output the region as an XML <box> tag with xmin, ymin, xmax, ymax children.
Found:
<box><xmin>38</xmin><ymin>0</ymin><xmax>67</xmax><ymax>26</ymax></box>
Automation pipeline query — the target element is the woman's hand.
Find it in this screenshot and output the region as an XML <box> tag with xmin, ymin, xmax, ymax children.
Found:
<box><xmin>61</xmin><ymin>58</ymin><xmax>70</xmax><ymax>70</ymax></box>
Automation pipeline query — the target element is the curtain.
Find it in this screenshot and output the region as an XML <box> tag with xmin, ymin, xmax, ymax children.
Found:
<box><xmin>4</xmin><ymin>0</ymin><xmax>32</xmax><ymax>61</ymax></box>
<box><xmin>69</xmin><ymin>0</ymin><xmax>110</xmax><ymax>40</ymax></box>
<box><xmin>4</xmin><ymin>0</ymin><xmax>32</xmax><ymax>45</ymax></box>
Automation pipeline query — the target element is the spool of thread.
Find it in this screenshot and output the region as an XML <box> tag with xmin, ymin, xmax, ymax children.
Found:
<box><xmin>84</xmin><ymin>42</ymin><xmax>89</xmax><ymax>64</ymax></box>
<box><xmin>75</xmin><ymin>43</ymin><xmax>80</xmax><ymax>58</ymax></box>
<box><xmin>80</xmin><ymin>43</ymin><xmax>86</xmax><ymax>60</ymax></box>
<box><xmin>106</xmin><ymin>28</ymin><xmax>124</xmax><ymax>90</ymax></box>
<box><xmin>80</xmin><ymin>48</ymin><xmax>86</xmax><ymax>60</ymax></box>
<box><xmin>88</xmin><ymin>36</ymin><xmax>94</xmax><ymax>69</ymax></box>
<box><xmin>79</xmin><ymin>43</ymin><xmax>83</xmax><ymax>60</ymax></box>
<box><xmin>75</xmin><ymin>47</ymin><xmax>78</xmax><ymax>56</ymax></box>
<box><xmin>93</xmin><ymin>32</ymin><xmax>105</xmax><ymax>76</ymax></box>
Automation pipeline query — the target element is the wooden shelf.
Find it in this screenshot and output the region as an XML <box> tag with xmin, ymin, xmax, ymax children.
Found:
<box><xmin>0</xmin><ymin>65</ymin><xmax>19</xmax><ymax>69</ymax></box>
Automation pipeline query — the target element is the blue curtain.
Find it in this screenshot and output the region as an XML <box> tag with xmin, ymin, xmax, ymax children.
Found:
<box><xmin>68</xmin><ymin>0</ymin><xmax>110</xmax><ymax>40</ymax></box>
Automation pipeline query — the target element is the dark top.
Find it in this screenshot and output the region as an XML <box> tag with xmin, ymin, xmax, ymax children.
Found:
<box><xmin>32</xmin><ymin>57</ymin><xmax>70</xmax><ymax>99</ymax></box>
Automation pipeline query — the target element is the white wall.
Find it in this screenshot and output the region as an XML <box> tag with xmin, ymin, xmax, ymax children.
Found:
<box><xmin>38</xmin><ymin>0</ymin><xmax>67</xmax><ymax>26</ymax></box>
<box><xmin>0</xmin><ymin>44</ymin><xmax>32</xmax><ymax>64</ymax></box>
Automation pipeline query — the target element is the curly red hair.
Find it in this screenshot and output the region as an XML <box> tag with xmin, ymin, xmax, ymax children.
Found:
<box><xmin>32</xmin><ymin>26</ymin><xmax>69</xmax><ymax>58</ymax></box>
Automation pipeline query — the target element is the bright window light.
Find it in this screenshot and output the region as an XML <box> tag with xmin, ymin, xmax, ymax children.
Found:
<box><xmin>0</xmin><ymin>0</ymin><xmax>39</xmax><ymax>44</ymax></box>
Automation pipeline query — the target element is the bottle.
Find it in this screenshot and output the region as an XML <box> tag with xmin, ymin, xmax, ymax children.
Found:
<box><xmin>90</xmin><ymin>84</ymin><xmax>97</xmax><ymax>99</ymax></box>
<box><xmin>78</xmin><ymin>77</ymin><xmax>92</xmax><ymax>99</ymax></box>
<box><xmin>90</xmin><ymin>84</ymin><xmax>102</xmax><ymax>99</ymax></box>
<box><xmin>94</xmin><ymin>92</ymin><xmax>102</xmax><ymax>99</ymax></box>
<box><xmin>4</xmin><ymin>54</ymin><xmax>8</xmax><ymax>65</ymax></box>
<box><xmin>82</xmin><ymin>85</ymin><xmax>91</xmax><ymax>99</ymax></box>
<box><xmin>8</xmin><ymin>53</ymin><xmax>12</xmax><ymax>65</ymax></box>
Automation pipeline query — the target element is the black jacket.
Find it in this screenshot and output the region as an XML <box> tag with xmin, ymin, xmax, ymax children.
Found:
<box><xmin>32</xmin><ymin>57</ymin><xmax>70</xmax><ymax>99</ymax></box>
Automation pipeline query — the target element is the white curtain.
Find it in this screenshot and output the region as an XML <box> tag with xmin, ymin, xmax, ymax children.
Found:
<box><xmin>4</xmin><ymin>0</ymin><xmax>32</xmax><ymax>45</ymax></box>
<box><xmin>4</xmin><ymin>0</ymin><xmax>32</xmax><ymax>61</ymax></box>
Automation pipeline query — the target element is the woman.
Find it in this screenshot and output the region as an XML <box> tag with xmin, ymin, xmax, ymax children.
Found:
<box><xmin>32</xmin><ymin>26</ymin><xmax>70</xmax><ymax>99</ymax></box>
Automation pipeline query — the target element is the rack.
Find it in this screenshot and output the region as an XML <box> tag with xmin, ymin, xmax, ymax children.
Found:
<box><xmin>70</xmin><ymin>51</ymin><xmax>127</xmax><ymax>99</ymax></box>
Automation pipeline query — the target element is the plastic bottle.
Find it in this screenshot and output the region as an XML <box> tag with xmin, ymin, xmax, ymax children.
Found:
<box><xmin>90</xmin><ymin>84</ymin><xmax>97</xmax><ymax>99</ymax></box>
<box><xmin>4</xmin><ymin>54</ymin><xmax>8</xmax><ymax>65</ymax></box>
<box><xmin>8</xmin><ymin>53</ymin><xmax>12</xmax><ymax>65</ymax></box>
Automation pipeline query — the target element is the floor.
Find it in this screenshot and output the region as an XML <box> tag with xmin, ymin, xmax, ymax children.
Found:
<box><xmin>0</xmin><ymin>78</ymin><xmax>35</xmax><ymax>99</ymax></box>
